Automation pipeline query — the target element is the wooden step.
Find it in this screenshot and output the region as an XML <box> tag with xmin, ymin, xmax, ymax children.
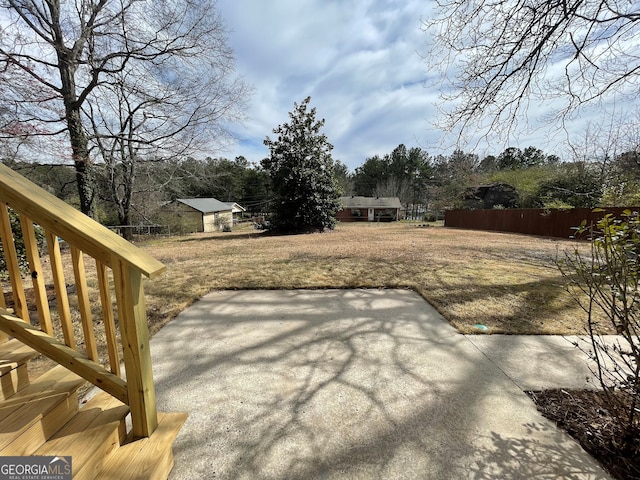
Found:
<box><xmin>96</xmin><ymin>412</ymin><xmax>188</xmax><ymax>480</ymax></box>
<box><xmin>0</xmin><ymin>338</ymin><xmax>38</xmax><ymax>400</ymax></box>
<box><xmin>36</xmin><ymin>391</ymin><xmax>130</xmax><ymax>480</ymax></box>
<box><xmin>0</xmin><ymin>365</ymin><xmax>85</xmax><ymax>455</ymax></box>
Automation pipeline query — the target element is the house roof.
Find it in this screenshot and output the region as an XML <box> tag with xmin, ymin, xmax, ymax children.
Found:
<box><xmin>340</xmin><ymin>196</ymin><xmax>403</xmax><ymax>209</ymax></box>
<box><xmin>176</xmin><ymin>198</ymin><xmax>234</xmax><ymax>213</ymax></box>
<box><xmin>224</xmin><ymin>202</ymin><xmax>246</xmax><ymax>212</ymax></box>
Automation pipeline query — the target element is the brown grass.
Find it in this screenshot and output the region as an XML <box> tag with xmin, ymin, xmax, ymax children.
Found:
<box><xmin>13</xmin><ymin>221</ymin><xmax>597</xmax><ymax>384</ymax></box>
<box><xmin>138</xmin><ymin>222</ymin><xmax>595</xmax><ymax>335</ymax></box>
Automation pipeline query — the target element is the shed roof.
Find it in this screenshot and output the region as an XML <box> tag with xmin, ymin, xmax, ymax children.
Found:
<box><xmin>176</xmin><ymin>198</ymin><xmax>233</xmax><ymax>213</ymax></box>
<box><xmin>340</xmin><ymin>196</ymin><xmax>403</xmax><ymax>209</ymax></box>
<box><xmin>224</xmin><ymin>202</ymin><xmax>246</xmax><ymax>212</ymax></box>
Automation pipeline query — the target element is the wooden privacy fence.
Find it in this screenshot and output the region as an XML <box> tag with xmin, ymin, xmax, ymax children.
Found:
<box><xmin>0</xmin><ymin>163</ymin><xmax>165</xmax><ymax>439</ymax></box>
<box><xmin>444</xmin><ymin>207</ymin><xmax>639</xmax><ymax>239</ymax></box>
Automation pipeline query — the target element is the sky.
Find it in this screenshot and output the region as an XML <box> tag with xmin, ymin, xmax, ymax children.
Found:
<box><xmin>214</xmin><ymin>0</ymin><xmax>633</xmax><ymax>172</ymax></box>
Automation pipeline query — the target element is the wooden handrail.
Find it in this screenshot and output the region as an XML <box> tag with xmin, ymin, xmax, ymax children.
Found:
<box><xmin>0</xmin><ymin>163</ymin><xmax>165</xmax><ymax>278</ymax></box>
<box><xmin>0</xmin><ymin>310</ymin><xmax>129</xmax><ymax>404</ymax></box>
<box><xmin>0</xmin><ymin>163</ymin><xmax>165</xmax><ymax>438</ymax></box>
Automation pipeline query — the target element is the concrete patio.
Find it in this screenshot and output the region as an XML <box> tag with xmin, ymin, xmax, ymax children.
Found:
<box><xmin>151</xmin><ymin>289</ymin><xmax>612</xmax><ymax>479</ymax></box>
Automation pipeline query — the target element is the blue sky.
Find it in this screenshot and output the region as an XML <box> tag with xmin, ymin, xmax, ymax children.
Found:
<box><xmin>215</xmin><ymin>0</ymin><xmax>631</xmax><ymax>171</ymax></box>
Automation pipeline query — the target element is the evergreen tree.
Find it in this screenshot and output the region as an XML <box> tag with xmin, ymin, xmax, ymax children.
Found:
<box><xmin>262</xmin><ymin>97</ymin><xmax>341</xmax><ymax>232</ymax></box>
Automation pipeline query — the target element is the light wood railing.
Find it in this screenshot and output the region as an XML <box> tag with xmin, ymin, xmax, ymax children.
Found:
<box><xmin>0</xmin><ymin>163</ymin><xmax>165</xmax><ymax>438</ymax></box>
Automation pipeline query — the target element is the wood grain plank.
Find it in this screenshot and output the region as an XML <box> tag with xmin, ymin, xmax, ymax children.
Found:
<box><xmin>36</xmin><ymin>391</ymin><xmax>129</xmax><ymax>480</ymax></box>
<box><xmin>0</xmin><ymin>365</ymin><xmax>83</xmax><ymax>454</ymax></box>
<box><xmin>112</xmin><ymin>259</ymin><xmax>157</xmax><ymax>439</ymax></box>
<box><xmin>97</xmin><ymin>261</ymin><xmax>120</xmax><ymax>376</ymax></box>
<box><xmin>71</xmin><ymin>246</ymin><xmax>99</xmax><ymax>362</ymax></box>
<box><xmin>20</xmin><ymin>215</ymin><xmax>53</xmax><ymax>335</ymax></box>
<box><xmin>0</xmin><ymin>204</ymin><xmax>28</xmax><ymax>320</ymax></box>
<box><xmin>0</xmin><ymin>310</ymin><xmax>128</xmax><ymax>405</ymax></box>
<box><xmin>96</xmin><ymin>412</ymin><xmax>187</xmax><ymax>480</ymax></box>
<box><xmin>46</xmin><ymin>232</ymin><xmax>75</xmax><ymax>348</ymax></box>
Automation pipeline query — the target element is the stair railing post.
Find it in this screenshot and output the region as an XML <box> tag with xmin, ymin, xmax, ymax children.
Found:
<box><xmin>112</xmin><ymin>257</ymin><xmax>158</xmax><ymax>439</ymax></box>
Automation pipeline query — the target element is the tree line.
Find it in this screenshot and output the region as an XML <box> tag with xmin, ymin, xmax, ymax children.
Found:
<box><xmin>5</xmin><ymin>136</ymin><xmax>639</xmax><ymax>229</ymax></box>
<box><xmin>351</xmin><ymin>143</ymin><xmax>639</xmax><ymax>217</ymax></box>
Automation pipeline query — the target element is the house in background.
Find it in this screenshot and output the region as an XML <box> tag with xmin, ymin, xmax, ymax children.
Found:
<box><xmin>336</xmin><ymin>196</ymin><xmax>403</xmax><ymax>222</ymax></box>
<box><xmin>224</xmin><ymin>202</ymin><xmax>247</xmax><ymax>224</ymax></box>
<box><xmin>463</xmin><ymin>183</ymin><xmax>519</xmax><ymax>209</ymax></box>
<box><xmin>162</xmin><ymin>198</ymin><xmax>245</xmax><ymax>233</ymax></box>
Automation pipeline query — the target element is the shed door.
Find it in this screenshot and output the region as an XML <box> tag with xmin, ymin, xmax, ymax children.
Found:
<box><xmin>368</xmin><ymin>208</ymin><xmax>374</xmax><ymax>221</ymax></box>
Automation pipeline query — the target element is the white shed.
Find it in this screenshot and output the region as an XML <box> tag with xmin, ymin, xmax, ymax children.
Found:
<box><xmin>164</xmin><ymin>198</ymin><xmax>244</xmax><ymax>232</ymax></box>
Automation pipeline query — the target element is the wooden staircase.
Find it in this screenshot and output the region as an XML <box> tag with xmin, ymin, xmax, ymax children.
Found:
<box><xmin>0</xmin><ymin>328</ymin><xmax>186</xmax><ymax>479</ymax></box>
<box><xmin>0</xmin><ymin>163</ymin><xmax>188</xmax><ymax>478</ymax></box>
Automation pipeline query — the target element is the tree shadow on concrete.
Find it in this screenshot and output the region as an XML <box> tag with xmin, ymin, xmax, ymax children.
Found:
<box><xmin>469</xmin><ymin>424</ymin><xmax>609</xmax><ymax>480</ymax></box>
<box><xmin>150</xmin><ymin>289</ymin><xmax>609</xmax><ymax>479</ymax></box>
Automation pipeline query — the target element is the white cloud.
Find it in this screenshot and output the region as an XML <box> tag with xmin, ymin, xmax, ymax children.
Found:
<box><xmin>216</xmin><ymin>0</ymin><xmax>638</xmax><ymax>171</ymax></box>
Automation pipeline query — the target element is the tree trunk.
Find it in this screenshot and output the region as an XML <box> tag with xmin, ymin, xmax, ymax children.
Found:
<box><xmin>117</xmin><ymin>160</ymin><xmax>135</xmax><ymax>241</ymax></box>
<box><xmin>56</xmin><ymin>33</ymin><xmax>96</xmax><ymax>219</ymax></box>
<box><xmin>73</xmin><ymin>159</ymin><xmax>96</xmax><ymax>219</ymax></box>
<box><xmin>68</xmin><ymin>119</ymin><xmax>96</xmax><ymax>219</ymax></box>
<box><xmin>119</xmin><ymin>208</ymin><xmax>134</xmax><ymax>241</ymax></box>
<box><xmin>65</xmin><ymin>92</ymin><xmax>96</xmax><ymax>219</ymax></box>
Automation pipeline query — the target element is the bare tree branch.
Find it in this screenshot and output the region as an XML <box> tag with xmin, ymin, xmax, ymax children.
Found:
<box><xmin>424</xmin><ymin>0</ymin><xmax>640</xmax><ymax>142</ymax></box>
<box><xmin>0</xmin><ymin>0</ymin><xmax>250</xmax><ymax>219</ymax></box>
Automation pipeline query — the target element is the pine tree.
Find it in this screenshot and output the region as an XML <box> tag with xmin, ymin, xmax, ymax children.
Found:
<box><xmin>262</xmin><ymin>97</ymin><xmax>342</xmax><ymax>232</ymax></box>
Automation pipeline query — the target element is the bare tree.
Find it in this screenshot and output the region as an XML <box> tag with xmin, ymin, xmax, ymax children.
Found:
<box><xmin>86</xmin><ymin>29</ymin><xmax>248</xmax><ymax>238</ymax></box>
<box><xmin>424</xmin><ymin>0</ymin><xmax>640</xmax><ymax>141</ymax></box>
<box><xmin>0</xmin><ymin>0</ymin><xmax>248</xmax><ymax>218</ymax></box>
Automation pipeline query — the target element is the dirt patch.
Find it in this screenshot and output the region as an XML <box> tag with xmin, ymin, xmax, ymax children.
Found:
<box><xmin>528</xmin><ymin>389</ymin><xmax>640</xmax><ymax>480</ymax></box>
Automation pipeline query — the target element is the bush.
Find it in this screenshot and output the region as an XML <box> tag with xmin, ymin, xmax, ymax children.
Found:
<box><xmin>558</xmin><ymin>209</ymin><xmax>640</xmax><ymax>456</ymax></box>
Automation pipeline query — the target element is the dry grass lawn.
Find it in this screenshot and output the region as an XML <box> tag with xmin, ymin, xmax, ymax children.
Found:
<box><xmin>138</xmin><ymin>222</ymin><xmax>595</xmax><ymax>335</ymax></box>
